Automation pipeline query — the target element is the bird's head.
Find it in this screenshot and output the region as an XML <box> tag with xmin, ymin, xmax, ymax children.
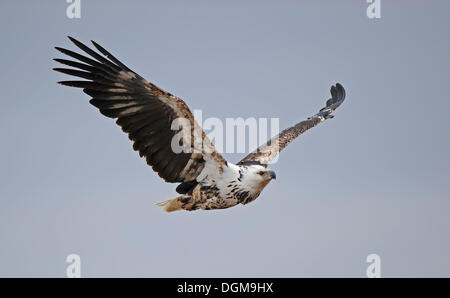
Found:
<box><xmin>240</xmin><ymin>164</ymin><xmax>276</xmax><ymax>194</ymax></box>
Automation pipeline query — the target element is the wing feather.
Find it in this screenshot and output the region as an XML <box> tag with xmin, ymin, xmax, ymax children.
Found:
<box><xmin>54</xmin><ymin>36</ymin><xmax>226</xmax><ymax>183</ymax></box>
<box><xmin>238</xmin><ymin>83</ymin><xmax>346</xmax><ymax>166</ymax></box>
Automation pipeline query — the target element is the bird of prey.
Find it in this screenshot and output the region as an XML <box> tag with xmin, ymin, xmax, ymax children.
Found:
<box><xmin>54</xmin><ymin>37</ymin><xmax>346</xmax><ymax>212</ymax></box>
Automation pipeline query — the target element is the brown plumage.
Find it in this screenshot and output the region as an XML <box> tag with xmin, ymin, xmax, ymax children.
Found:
<box><xmin>54</xmin><ymin>36</ymin><xmax>226</xmax><ymax>184</ymax></box>
<box><xmin>238</xmin><ymin>83</ymin><xmax>345</xmax><ymax>166</ymax></box>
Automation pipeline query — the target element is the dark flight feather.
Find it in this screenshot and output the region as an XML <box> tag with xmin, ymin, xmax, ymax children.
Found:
<box><xmin>54</xmin><ymin>36</ymin><xmax>226</xmax><ymax>183</ymax></box>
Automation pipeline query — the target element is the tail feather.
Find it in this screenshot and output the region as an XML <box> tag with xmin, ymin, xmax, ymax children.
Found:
<box><xmin>157</xmin><ymin>196</ymin><xmax>189</xmax><ymax>212</ymax></box>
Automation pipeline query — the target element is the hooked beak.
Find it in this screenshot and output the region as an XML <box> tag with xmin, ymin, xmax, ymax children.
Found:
<box><xmin>269</xmin><ymin>171</ymin><xmax>276</xmax><ymax>180</ymax></box>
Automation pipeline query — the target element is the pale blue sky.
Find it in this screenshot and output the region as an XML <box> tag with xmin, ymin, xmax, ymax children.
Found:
<box><xmin>0</xmin><ymin>0</ymin><xmax>449</xmax><ymax>277</ymax></box>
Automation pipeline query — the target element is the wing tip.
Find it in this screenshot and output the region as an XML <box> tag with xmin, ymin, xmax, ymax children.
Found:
<box><xmin>334</xmin><ymin>82</ymin><xmax>345</xmax><ymax>99</ymax></box>
<box><xmin>318</xmin><ymin>82</ymin><xmax>346</xmax><ymax>118</ymax></box>
<box><xmin>67</xmin><ymin>36</ymin><xmax>85</xmax><ymax>47</ymax></box>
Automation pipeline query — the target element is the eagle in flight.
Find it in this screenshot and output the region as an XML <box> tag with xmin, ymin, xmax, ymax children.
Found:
<box><xmin>54</xmin><ymin>37</ymin><xmax>346</xmax><ymax>212</ymax></box>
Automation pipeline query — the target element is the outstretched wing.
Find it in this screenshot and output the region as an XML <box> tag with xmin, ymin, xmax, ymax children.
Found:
<box><xmin>54</xmin><ymin>36</ymin><xmax>226</xmax><ymax>183</ymax></box>
<box><xmin>238</xmin><ymin>83</ymin><xmax>346</xmax><ymax>166</ymax></box>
